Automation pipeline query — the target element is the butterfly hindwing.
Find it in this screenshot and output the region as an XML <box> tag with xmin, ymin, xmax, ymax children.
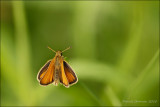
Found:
<box><xmin>63</xmin><ymin>61</ymin><xmax>78</xmax><ymax>85</ymax></box>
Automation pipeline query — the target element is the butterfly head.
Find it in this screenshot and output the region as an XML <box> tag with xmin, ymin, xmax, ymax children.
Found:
<box><xmin>47</xmin><ymin>46</ymin><xmax>70</xmax><ymax>56</ymax></box>
<box><xmin>56</xmin><ymin>51</ymin><xmax>62</xmax><ymax>56</ymax></box>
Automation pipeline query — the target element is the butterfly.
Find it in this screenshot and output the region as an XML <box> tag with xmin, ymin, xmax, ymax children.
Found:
<box><xmin>37</xmin><ymin>47</ymin><xmax>78</xmax><ymax>88</ymax></box>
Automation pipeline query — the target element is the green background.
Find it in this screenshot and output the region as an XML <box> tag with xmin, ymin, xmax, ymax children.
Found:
<box><xmin>1</xmin><ymin>1</ymin><xmax>159</xmax><ymax>106</ymax></box>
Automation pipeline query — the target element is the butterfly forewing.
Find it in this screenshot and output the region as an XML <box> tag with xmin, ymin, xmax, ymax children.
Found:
<box><xmin>59</xmin><ymin>58</ymin><xmax>69</xmax><ymax>87</ymax></box>
<box><xmin>39</xmin><ymin>58</ymin><xmax>56</xmax><ymax>85</ymax></box>
<box><xmin>37</xmin><ymin>60</ymin><xmax>51</xmax><ymax>81</ymax></box>
<box><xmin>63</xmin><ymin>61</ymin><xmax>78</xmax><ymax>85</ymax></box>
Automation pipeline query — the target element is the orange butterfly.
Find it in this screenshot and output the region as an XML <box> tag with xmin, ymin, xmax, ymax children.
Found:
<box><xmin>37</xmin><ymin>47</ymin><xmax>78</xmax><ymax>88</ymax></box>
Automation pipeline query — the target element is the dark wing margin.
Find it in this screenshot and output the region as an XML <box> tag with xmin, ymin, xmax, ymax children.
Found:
<box><xmin>63</xmin><ymin>61</ymin><xmax>78</xmax><ymax>85</ymax></box>
<box><xmin>37</xmin><ymin>60</ymin><xmax>51</xmax><ymax>81</ymax></box>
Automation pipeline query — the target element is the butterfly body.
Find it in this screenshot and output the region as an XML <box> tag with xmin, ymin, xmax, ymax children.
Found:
<box><xmin>54</xmin><ymin>51</ymin><xmax>63</xmax><ymax>85</ymax></box>
<box><xmin>37</xmin><ymin>48</ymin><xmax>78</xmax><ymax>88</ymax></box>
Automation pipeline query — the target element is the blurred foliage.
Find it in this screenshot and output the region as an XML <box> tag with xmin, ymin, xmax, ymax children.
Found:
<box><xmin>1</xmin><ymin>1</ymin><xmax>159</xmax><ymax>106</ymax></box>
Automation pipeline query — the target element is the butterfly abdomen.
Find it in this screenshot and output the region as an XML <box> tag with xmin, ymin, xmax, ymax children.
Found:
<box><xmin>54</xmin><ymin>69</ymin><xmax>59</xmax><ymax>86</ymax></box>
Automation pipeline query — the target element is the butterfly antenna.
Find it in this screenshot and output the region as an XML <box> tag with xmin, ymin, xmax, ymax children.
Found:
<box><xmin>62</xmin><ymin>46</ymin><xmax>71</xmax><ymax>53</ymax></box>
<box><xmin>47</xmin><ymin>46</ymin><xmax>56</xmax><ymax>53</ymax></box>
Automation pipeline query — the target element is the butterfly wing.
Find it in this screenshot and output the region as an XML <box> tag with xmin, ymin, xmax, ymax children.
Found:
<box><xmin>39</xmin><ymin>57</ymin><xmax>56</xmax><ymax>86</ymax></box>
<box><xmin>37</xmin><ymin>60</ymin><xmax>52</xmax><ymax>81</ymax></box>
<box><xmin>59</xmin><ymin>58</ymin><xmax>69</xmax><ymax>87</ymax></box>
<box><xmin>63</xmin><ymin>61</ymin><xmax>78</xmax><ymax>85</ymax></box>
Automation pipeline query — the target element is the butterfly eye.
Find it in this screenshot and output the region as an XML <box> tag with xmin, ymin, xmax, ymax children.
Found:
<box><xmin>61</xmin><ymin>53</ymin><xmax>63</xmax><ymax>56</ymax></box>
